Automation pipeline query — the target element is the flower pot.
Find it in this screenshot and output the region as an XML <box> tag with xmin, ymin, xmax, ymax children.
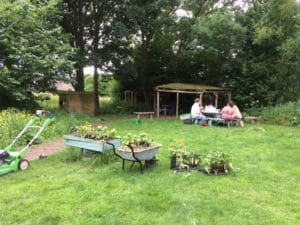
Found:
<box><xmin>210</xmin><ymin>164</ymin><xmax>226</xmax><ymax>174</ymax></box>
<box><xmin>170</xmin><ymin>155</ymin><xmax>177</xmax><ymax>169</ymax></box>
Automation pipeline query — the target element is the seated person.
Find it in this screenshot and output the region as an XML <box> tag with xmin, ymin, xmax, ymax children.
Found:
<box><xmin>231</xmin><ymin>101</ymin><xmax>244</xmax><ymax>127</ymax></box>
<box><xmin>221</xmin><ymin>102</ymin><xmax>234</xmax><ymax>120</ymax></box>
<box><xmin>191</xmin><ymin>98</ymin><xmax>206</xmax><ymax>124</ymax></box>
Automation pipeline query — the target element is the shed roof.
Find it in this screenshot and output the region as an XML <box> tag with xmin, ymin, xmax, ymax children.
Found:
<box><xmin>155</xmin><ymin>83</ymin><xmax>231</xmax><ymax>93</ymax></box>
<box><xmin>55</xmin><ymin>81</ymin><xmax>74</xmax><ymax>91</ymax></box>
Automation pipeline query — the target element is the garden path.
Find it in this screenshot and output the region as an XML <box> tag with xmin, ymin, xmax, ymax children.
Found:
<box><xmin>24</xmin><ymin>138</ymin><xmax>65</xmax><ymax>161</ymax></box>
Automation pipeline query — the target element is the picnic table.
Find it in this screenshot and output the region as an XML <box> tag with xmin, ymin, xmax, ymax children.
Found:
<box><xmin>202</xmin><ymin>111</ymin><xmax>221</xmax><ymax>118</ymax></box>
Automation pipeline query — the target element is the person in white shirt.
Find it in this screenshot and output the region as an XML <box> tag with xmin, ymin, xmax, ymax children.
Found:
<box><xmin>191</xmin><ymin>98</ymin><xmax>206</xmax><ymax>124</ymax></box>
<box><xmin>204</xmin><ymin>104</ymin><xmax>217</xmax><ymax>112</ymax></box>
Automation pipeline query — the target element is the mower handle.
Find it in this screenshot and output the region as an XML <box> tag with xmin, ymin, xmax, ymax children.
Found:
<box><xmin>36</xmin><ymin>110</ymin><xmax>54</xmax><ymax>118</ymax></box>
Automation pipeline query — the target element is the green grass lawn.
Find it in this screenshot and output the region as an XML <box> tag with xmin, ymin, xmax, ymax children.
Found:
<box><xmin>1</xmin><ymin>117</ymin><xmax>299</xmax><ymax>225</ymax></box>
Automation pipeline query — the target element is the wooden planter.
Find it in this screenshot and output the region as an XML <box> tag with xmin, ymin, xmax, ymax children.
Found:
<box><xmin>63</xmin><ymin>135</ymin><xmax>121</xmax><ymax>152</ymax></box>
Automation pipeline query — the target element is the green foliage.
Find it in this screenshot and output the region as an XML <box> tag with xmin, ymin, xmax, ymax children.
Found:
<box><xmin>84</xmin><ymin>75</ymin><xmax>114</xmax><ymax>96</ymax></box>
<box><xmin>169</xmin><ymin>138</ymin><xmax>186</xmax><ymax>155</ymax></box>
<box><xmin>0</xmin><ymin>0</ymin><xmax>74</xmax><ymax>108</ymax></box>
<box><xmin>122</xmin><ymin>132</ymin><xmax>152</xmax><ymax>147</ymax></box>
<box><xmin>234</xmin><ymin>0</ymin><xmax>300</xmax><ymax>108</ymax></box>
<box><xmin>114</xmin><ymin>0</ymin><xmax>181</xmax><ymax>103</ymax></box>
<box><xmin>189</xmin><ymin>11</ymin><xmax>245</xmax><ymax>84</ymax></box>
<box><xmin>0</xmin><ymin>109</ymin><xmax>32</xmax><ymax>148</ymax></box>
<box><xmin>260</xmin><ymin>100</ymin><xmax>300</xmax><ymax>126</ymax></box>
<box><xmin>169</xmin><ymin>139</ymin><xmax>235</xmax><ymax>174</ymax></box>
<box><xmin>200</xmin><ymin>151</ymin><xmax>235</xmax><ymax>175</ymax></box>
<box><xmin>71</xmin><ymin>122</ymin><xmax>118</xmax><ymax>140</ymax></box>
<box><xmin>107</xmin><ymin>79</ymin><xmax>122</xmax><ymax>99</ymax></box>
<box><xmin>99</xmin><ymin>98</ymin><xmax>152</xmax><ymax>115</ymax></box>
<box><xmin>0</xmin><ymin>108</ymin><xmax>93</xmax><ymax>149</ymax></box>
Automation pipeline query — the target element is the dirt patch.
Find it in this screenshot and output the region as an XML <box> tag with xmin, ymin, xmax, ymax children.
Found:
<box><xmin>24</xmin><ymin>138</ymin><xmax>65</xmax><ymax>161</ymax></box>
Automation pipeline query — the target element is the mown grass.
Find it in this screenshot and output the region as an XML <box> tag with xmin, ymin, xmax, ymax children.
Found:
<box><xmin>0</xmin><ymin>117</ymin><xmax>299</xmax><ymax>225</ymax></box>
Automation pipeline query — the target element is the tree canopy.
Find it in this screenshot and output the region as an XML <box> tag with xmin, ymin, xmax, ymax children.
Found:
<box><xmin>0</xmin><ymin>0</ymin><xmax>74</xmax><ymax>108</ymax></box>
<box><xmin>1</xmin><ymin>0</ymin><xmax>299</xmax><ymax>110</ymax></box>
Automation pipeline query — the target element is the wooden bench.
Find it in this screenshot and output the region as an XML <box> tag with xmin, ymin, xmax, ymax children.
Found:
<box><xmin>225</xmin><ymin>119</ymin><xmax>240</xmax><ymax>128</ymax></box>
<box><xmin>134</xmin><ymin>112</ymin><xmax>155</xmax><ymax>120</ymax></box>
<box><xmin>207</xmin><ymin>118</ymin><xmax>225</xmax><ymax>126</ymax></box>
<box><xmin>245</xmin><ymin>116</ymin><xmax>260</xmax><ymax>124</ymax></box>
<box><xmin>206</xmin><ymin>118</ymin><xmax>239</xmax><ymax>128</ymax></box>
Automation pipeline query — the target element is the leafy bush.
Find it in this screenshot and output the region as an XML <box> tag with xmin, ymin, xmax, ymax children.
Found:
<box><xmin>0</xmin><ymin>109</ymin><xmax>32</xmax><ymax>148</ymax></box>
<box><xmin>0</xmin><ymin>108</ymin><xmax>93</xmax><ymax>149</ymax></box>
<box><xmin>84</xmin><ymin>74</ymin><xmax>113</xmax><ymax>96</ymax></box>
<box><xmin>260</xmin><ymin>100</ymin><xmax>300</xmax><ymax>126</ymax></box>
<box><xmin>99</xmin><ymin>98</ymin><xmax>152</xmax><ymax>114</ymax></box>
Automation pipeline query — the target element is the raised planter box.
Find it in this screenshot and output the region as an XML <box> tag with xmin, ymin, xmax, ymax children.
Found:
<box><xmin>63</xmin><ymin>135</ymin><xmax>121</xmax><ymax>152</ymax></box>
<box><xmin>116</xmin><ymin>144</ymin><xmax>162</xmax><ymax>161</ymax></box>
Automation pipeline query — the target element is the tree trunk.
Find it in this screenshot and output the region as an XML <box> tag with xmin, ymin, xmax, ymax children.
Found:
<box><xmin>75</xmin><ymin>67</ymin><xmax>84</xmax><ymax>91</ymax></box>
<box><xmin>93</xmin><ymin>66</ymin><xmax>100</xmax><ymax>115</ymax></box>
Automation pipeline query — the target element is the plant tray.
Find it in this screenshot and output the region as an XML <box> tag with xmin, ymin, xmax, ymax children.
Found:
<box><xmin>116</xmin><ymin>144</ymin><xmax>162</xmax><ymax>161</ymax></box>
<box><xmin>63</xmin><ymin>135</ymin><xmax>121</xmax><ymax>152</ymax></box>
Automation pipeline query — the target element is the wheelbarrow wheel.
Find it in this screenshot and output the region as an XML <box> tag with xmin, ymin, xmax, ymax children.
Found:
<box><xmin>19</xmin><ymin>159</ymin><xmax>30</xmax><ymax>171</ymax></box>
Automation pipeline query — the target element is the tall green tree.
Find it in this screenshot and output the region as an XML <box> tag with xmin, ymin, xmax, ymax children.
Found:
<box><xmin>0</xmin><ymin>0</ymin><xmax>74</xmax><ymax>108</ymax></box>
<box><xmin>114</xmin><ymin>0</ymin><xmax>181</xmax><ymax>104</ymax></box>
<box><xmin>61</xmin><ymin>0</ymin><xmax>90</xmax><ymax>91</ymax></box>
<box><xmin>114</xmin><ymin>0</ymin><xmax>242</xmax><ymax>104</ymax></box>
<box><xmin>86</xmin><ymin>0</ymin><xmax>121</xmax><ymax>114</ymax></box>
<box><xmin>234</xmin><ymin>0</ymin><xmax>300</xmax><ymax>108</ymax></box>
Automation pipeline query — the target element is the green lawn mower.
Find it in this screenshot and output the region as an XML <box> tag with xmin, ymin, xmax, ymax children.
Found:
<box><xmin>0</xmin><ymin>110</ymin><xmax>55</xmax><ymax>175</ymax></box>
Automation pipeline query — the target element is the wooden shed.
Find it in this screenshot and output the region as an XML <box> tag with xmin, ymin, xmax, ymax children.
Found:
<box><xmin>58</xmin><ymin>91</ymin><xmax>96</xmax><ymax>115</ymax></box>
<box><xmin>154</xmin><ymin>83</ymin><xmax>232</xmax><ymax>118</ymax></box>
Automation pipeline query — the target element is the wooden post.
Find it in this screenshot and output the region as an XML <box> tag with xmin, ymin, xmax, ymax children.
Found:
<box><xmin>214</xmin><ymin>93</ymin><xmax>219</xmax><ymax>108</ymax></box>
<box><xmin>156</xmin><ymin>91</ymin><xmax>160</xmax><ymax>118</ymax></box>
<box><xmin>153</xmin><ymin>92</ymin><xmax>156</xmax><ymax>116</ymax></box>
<box><xmin>176</xmin><ymin>92</ymin><xmax>179</xmax><ymax>117</ymax></box>
<box><xmin>228</xmin><ymin>93</ymin><xmax>232</xmax><ymax>102</ymax></box>
<box><xmin>199</xmin><ymin>92</ymin><xmax>203</xmax><ymax>106</ymax></box>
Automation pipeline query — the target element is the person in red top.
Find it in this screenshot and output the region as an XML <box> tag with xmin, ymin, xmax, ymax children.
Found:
<box><xmin>221</xmin><ymin>102</ymin><xmax>234</xmax><ymax>120</ymax></box>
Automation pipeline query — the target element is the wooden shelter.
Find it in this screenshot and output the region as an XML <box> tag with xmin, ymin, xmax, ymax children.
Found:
<box><xmin>154</xmin><ymin>83</ymin><xmax>232</xmax><ymax>117</ymax></box>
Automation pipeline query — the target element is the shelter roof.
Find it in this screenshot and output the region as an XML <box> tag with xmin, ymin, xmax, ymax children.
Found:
<box><xmin>155</xmin><ymin>83</ymin><xmax>231</xmax><ymax>93</ymax></box>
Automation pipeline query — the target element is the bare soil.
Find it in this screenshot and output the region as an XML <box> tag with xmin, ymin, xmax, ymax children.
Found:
<box><xmin>24</xmin><ymin>138</ymin><xmax>65</xmax><ymax>161</ymax></box>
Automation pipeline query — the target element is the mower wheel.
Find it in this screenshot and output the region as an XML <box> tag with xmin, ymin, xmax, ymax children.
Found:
<box><xmin>19</xmin><ymin>159</ymin><xmax>30</xmax><ymax>171</ymax></box>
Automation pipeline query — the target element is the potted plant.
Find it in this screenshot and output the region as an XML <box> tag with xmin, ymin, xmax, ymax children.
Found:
<box><xmin>169</xmin><ymin>139</ymin><xmax>186</xmax><ymax>169</ymax></box>
<box><xmin>169</xmin><ymin>139</ymin><xmax>201</xmax><ymax>171</ymax></box>
<box><xmin>116</xmin><ymin>132</ymin><xmax>162</xmax><ymax>161</ymax></box>
<box><xmin>63</xmin><ymin>122</ymin><xmax>121</xmax><ymax>153</ymax></box>
<box><xmin>199</xmin><ymin>151</ymin><xmax>235</xmax><ymax>175</ymax></box>
<box><xmin>184</xmin><ymin>152</ymin><xmax>201</xmax><ymax>169</ymax></box>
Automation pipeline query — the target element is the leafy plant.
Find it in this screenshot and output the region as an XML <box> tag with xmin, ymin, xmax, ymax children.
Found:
<box><xmin>169</xmin><ymin>139</ymin><xmax>201</xmax><ymax>169</ymax></box>
<box><xmin>200</xmin><ymin>151</ymin><xmax>235</xmax><ymax>175</ymax></box>
<box><xmin>71</xmin><ymin>122</ymin><xmax>118</xmax><ymax>140</ymax></box>
<box><xmin>122</xmin><ymin>132</ymin><xmax>152</xmax><ymax>148</ymax></box>
<box><xmin>169</xmin><ymin>139</ymin><xmax>186</xmax><ymax>166</ymax></box>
